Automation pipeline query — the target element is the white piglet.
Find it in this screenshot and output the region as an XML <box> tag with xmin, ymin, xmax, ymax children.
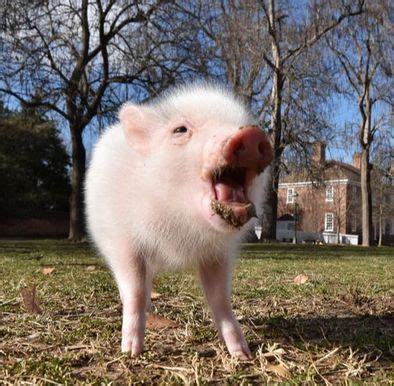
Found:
<box><xmin>85</xmin><ymin>83</ymin><xmax>273</xmax><ymax>359</ymax></box>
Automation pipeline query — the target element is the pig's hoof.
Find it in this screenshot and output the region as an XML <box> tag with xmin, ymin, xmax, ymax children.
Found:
<box><xmin>121</xmin><ymin>340</ymin><xmax>144</xmax><ymax>356</ymax></box>
<box><xmin>121</xmin><ymin>347</ymin><xmax>143</xmax><ymax>357</ymax></box>
<box><xmin>230</xmin><ymin>348</ymin><xmax>252</xmax><ymax>360</ymax></box>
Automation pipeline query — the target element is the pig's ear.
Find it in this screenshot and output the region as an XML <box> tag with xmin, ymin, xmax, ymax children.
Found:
<box><xmin>119</xmin><ymin>103</ymin><xmax>155</xmax><ymax>152</ymax></box>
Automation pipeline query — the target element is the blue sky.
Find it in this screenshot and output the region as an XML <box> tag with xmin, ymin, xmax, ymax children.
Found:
<box><xmin>328</xmin><ymin>96</ymin><xmax>359</xmax><ymax>163</ymax></box>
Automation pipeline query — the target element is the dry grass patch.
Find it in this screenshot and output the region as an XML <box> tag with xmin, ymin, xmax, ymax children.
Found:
<box><xmin>0</xmin><ymin>239</ymin><xmax>393</xmax><ymax>384</ymax></box>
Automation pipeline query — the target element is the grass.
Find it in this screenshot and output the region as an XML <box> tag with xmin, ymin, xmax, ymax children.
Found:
<box><xmin>0</xmin><ymin>239</ymin><xmax>393</xmax><ymax>384</ymax></box>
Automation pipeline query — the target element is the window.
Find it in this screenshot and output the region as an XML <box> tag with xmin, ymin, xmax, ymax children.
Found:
<box><xmin>325</xmin><ymin>213</ymin><xmax>334</xmax><ymax>232</ymax></box>
<box><xmin>287</xmin><ymin>188</ymin><xmax>295</xmax><ymax>203</ymax></box>
<box><xmin>326</xmin><ymin>185</ymin><xmax>334</xmax><ymax>202</ymax></box>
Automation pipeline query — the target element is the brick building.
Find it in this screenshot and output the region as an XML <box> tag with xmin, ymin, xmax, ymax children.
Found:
<box><xmin>277</xmin><ymin>142</ymin><xmax>394</xmax><ymax>245</ymax></box>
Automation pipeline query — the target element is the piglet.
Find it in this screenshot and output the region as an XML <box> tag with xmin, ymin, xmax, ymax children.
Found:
<box><xmin>85</xmin><ymin>83</ymin><xmax>273</xmax><ymax>359</ymax></box>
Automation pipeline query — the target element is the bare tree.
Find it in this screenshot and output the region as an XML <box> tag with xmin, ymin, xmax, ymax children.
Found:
<box><xmin>0</xmin><ymin>0</ymin><xmax>182</xmax><ymax>241</ymax></box>
<box><xmin>175</xmin><ymin>0</ymin><xmax>272</xmax><ymax>110</ymax></box>
<box><xmin>257</xmin><ymin>0</ymin><xmax>365</xmax><ymax>239</ymax></box>
<box><xmin>327</xmin><ymin>0</ymin><xmax>391</xmax><ymax>246</ymax></box>
<box><xmin>177</xmin><ymin>0</ymin><xmax>365</xmax><ymax>240</ymax></box>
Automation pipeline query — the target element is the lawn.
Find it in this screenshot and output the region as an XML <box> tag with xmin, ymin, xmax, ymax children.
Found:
<box><xmin>0</xmin><ymin>239</ymin><xmax>393</xmax><ymax>384</ymax></box>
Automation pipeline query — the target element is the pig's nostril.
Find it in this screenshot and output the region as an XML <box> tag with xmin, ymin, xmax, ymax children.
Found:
<box><xmin>234</xmin><ymin>142</ymin><xmax>244</xmax><ymax>157</ymax></box>
<box><xmin>258</xmin><ymin>142</ymin><xmax>266</xmax><ymax>155</ymax></box>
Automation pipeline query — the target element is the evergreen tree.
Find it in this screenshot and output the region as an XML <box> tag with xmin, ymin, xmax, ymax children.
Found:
<box><xmin>0</xmin><ymin>106</ymin><xmax>70</xmax><ymax>218</ymax></box>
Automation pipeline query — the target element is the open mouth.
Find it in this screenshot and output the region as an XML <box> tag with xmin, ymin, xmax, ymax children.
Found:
<box><xmin>210</xmin><ymin>165</ymin><xmax>257</xmax><ymax>228</ymax></box>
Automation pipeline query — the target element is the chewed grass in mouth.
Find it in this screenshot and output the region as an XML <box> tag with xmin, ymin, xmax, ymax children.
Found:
<box><xmin>211</xmin><ymin>199</ymin><xmax>256</xmax><ymax>228</ymax></box>
<box><xmin>210</xmin><ymin>165</ymin><xmax>257</xmax><ymax>227</ymax></box>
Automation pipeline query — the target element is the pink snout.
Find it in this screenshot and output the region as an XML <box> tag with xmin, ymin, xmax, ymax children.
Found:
<box><xmin>222</xmin><ymin>125</ymin><xmax>273</xmax><ymax>172</ymax></box>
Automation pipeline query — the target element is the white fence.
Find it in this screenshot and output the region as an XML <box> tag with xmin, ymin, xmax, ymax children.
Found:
<box><xmin>271</xmin><ymin>228</ymin><xmax>359</xmax><ymax>245</ymax></box>
<box><xmin>323</xmin><ymin>232</ymin><xmax>359</xmax><ymax>245</ymax></box>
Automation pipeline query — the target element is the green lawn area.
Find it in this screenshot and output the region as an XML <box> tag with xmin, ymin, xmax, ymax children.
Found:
<box><xmin>0</xmin><ymin>239</ymin><xmax>393</xmax><ymax>384</ymax></box>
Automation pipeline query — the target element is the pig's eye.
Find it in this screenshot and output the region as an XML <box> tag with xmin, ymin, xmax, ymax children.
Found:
<box><xmin>172</xmin><ymin>126</ymin><xmax>188</xmax><ymax>134</ymax></box>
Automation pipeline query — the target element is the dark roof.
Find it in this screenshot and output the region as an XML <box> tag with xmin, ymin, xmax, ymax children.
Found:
<box><xmin>280</xmin><ymin>159</ymin><xmax>360</xmax><ymax>183</ymax></box>
<box><xmin>325</xmin><ymin>160</ymin><xmax>360</xmax><ymax>175</ymax></box>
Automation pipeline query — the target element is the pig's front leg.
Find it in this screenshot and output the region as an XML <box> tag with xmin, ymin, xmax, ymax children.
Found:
<box><xmin>199</xmin><ymin>257</ymin><xmax>251</xmax><ymax>360</ymax></box>
<box><xmin>112</xmin><ymin>253</ymin><xmax>151</xmax><ymax>356</ymax></box>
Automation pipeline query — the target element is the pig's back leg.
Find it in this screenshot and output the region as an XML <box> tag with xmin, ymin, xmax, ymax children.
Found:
<box><xmin>107</xmin><ymin>245</ymin><xmax>151</xmax><ymax>355</ymax></box>
<box><xmin>199</xmin><ymin>257</ymin><xmax>252</xmax><ymax>360</ymax></box>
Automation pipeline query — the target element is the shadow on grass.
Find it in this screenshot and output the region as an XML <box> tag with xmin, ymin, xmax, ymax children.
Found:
<box><xmin>0</xmin><ymin>239</ymin><xmax>95</xmax><ymax>260</ymax></box>
<box><xmin>249</xmin><ymin>313</ymin><xmax>394</xmax><ymax>359</ymax></box>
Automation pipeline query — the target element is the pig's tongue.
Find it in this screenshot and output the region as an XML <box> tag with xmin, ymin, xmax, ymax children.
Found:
<box><xmin>212</xmin><ymin>182</ymin><xmax>256</xmax><ymax>227</ymax></box>
<box><xmin>214</xmin><ymin>182</ymin><xmax>247</xmax><ymax>203</ymax></box>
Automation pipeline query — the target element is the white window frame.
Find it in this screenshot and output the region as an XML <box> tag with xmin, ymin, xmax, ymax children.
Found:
<box><xmin>287</xmin><ymin>188</ymin><xmax>295</xmax><ymax>204</ymax></box>
<box><xmin>326</xmin><ymin>185</ymin><xmax>334</xmax><ymax>202</ymax></box>
<box><xmin>325</xmin><ymin>213</ymin><xmax>334</xmax><ymax>232</ymax></box>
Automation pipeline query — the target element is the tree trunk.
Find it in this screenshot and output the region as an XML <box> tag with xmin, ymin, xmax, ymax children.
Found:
<box><xmin>261</xmin><ymin>141</ymin><xmax>282</xmax><ymax>240</ymax></box>
<box><xmin>265</xmin><ymin>64</ymin><xmax>284</xmax><ymax>240</ymax></box>
<box><xmin>263</xmin><ymin>1</ymin><xmax>283</xmax><ymax>241</ymax></box>
<box><xmin>378</xmin><ymin>203</ymin><xmax>382</xmax><ymax>247</ymax></box>
<box><xmin>260</xmin><ymin>164</ymin><xmax>273</xmax><ymax>241</ymax></box>
<box><xmin>368</xmin><ymin>167</ymin><xmax>373</xmax><ymax>245</ymax></box>
<box><xmin>360</xmin><ymin>88</ymin><xmax>373</xmax><ymax>247</ymax></box>
<box><xmin>360</xmin><ymin>145</ymin><xmax>371</xmax><ymax>246</ymax></box>
<box><xmin>68</xmin><ymin>126</ymin><xmax>86</xmax><ymax>241</ymax></box>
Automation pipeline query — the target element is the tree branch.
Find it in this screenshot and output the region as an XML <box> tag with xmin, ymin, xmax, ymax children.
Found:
<box><xmin>283</xmin><ymin>1</ymin><xmax>364</xmax><ymax>64</ymax></box>
<box><xmin>0</xmin><ymin>87</ymin><xmax>69</xmax><ymax>120</ymax></box>
<box><xmin>86</xmin><ymin>1</ymin><xmax>163</xmax><ymax>64</ymax></box>
<box><xmin>32</xmin><ymin>27</ymin><xmax>70</xmax><ymax>85</ymax></box>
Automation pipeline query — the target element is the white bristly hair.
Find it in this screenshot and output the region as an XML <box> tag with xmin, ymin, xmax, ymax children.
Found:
<box><xmin>85</xmin><ymin>82</ymin><xmax>265</xmax><ymax>273</ymax></box>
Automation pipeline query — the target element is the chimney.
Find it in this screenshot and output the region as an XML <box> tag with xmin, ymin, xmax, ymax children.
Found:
<box><xmin>312</xmin><ymin>141</ymin><xmax>326</xmax><ymax>164</ymax></box>
<box><xmin>352</xmin><ymin>153</ymin><xmax>361</xmax><ymax>169</ymax></box>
